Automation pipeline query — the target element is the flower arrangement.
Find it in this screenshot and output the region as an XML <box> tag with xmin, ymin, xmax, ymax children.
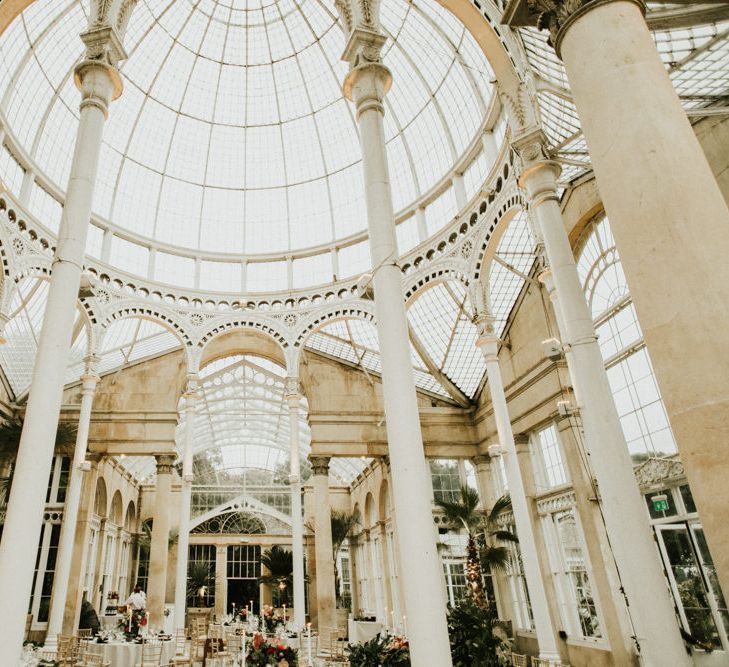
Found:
<box><xmin>261</xmin><ymin>604</ymin><xmax>285</xmax><ymax>634</ymax></box>
<box><xmin>346</xmin><ymin>634</ymin><xmax>410</xmax><ymax>666</ymax></box>
<box><xmin>246</xmin><ymin>632</ymin><xmax>298</xmax><ymax>666</ymax></box>
<box><xmin>117</xmin><ymin>608</ymin><xmax>148</xmax><ymax>638</ymax></box>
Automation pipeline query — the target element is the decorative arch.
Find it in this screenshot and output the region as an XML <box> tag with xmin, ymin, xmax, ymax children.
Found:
<box><xmin>198</xmin><ymin>325</ymin><xmax>289</xmax><ymax>372</ymax></box>
<box><xmin>364</xmin><ymin>492</ymin><xmax>376</xmax><ymax>529</ymax></box>
<box><xmin>378</xmin><ymin>479</ymin><xmax>390</xmax><ymax>522</ymax></box>
<box><xmin>293</xmin><ymin>302</ymin><xmax>377</xmax><ymax>350</ymax></box>
<box><xmin>94</xmin><ymin>477</ymin><xmax>108</xmax><ymax>518</ymax></box>
<box><xmin>124</xmin><ymin>500</ymin><xmax>136</xmax><ymax>532</ymax></box>
<box><xmin>403</xmin><ymin>267</ymin><xmax>472</xmax><ymax>308</ymax></box>
<box><xmin>191</xmin><ymin>512</ymin><xmax>266</xmax><ymax>535</ymax></box>
<box><xmin>469</xmin><ymin>186</ymin><xmax>526</xmax><ymax>284</ymax></box>
<box><xmin>96</xmin><ymin>301</ymin><xmax>192</xmax><ymax>349</ymax></box>
<box><xmin>110</xmin><ymin>490</ymin><xmax>123</xmax><ymax>525</ymax></box>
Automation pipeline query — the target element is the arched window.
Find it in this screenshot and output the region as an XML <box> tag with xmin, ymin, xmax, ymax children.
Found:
<box><xmin>576</xmin><ymin>214</ymin><xmax>677</xmax><ymax>460</ymax></box>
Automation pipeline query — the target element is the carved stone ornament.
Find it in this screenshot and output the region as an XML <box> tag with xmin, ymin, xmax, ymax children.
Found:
<box><xmin>338</xmin><ymin>0</ymin><xmax>387</xmax><ymax>67</ymax></box>
<box><xmin>503</xmin><ymin>0</ymin><xmax>646</xmax><ymax>58</ymax></box>
<box><xmin>511</xmin><ymin>127</ymin><xmax>551</xmax><ymax>169</ymax></box>
<box><xmin>633</xmin><ymin>456</ymin><xmax>685</xmax><ymax>490</ymax></box>
<box><xmin>309</xmin><ymin>455</ymin><xmax>331</xmax><ymax>476</ymax></box>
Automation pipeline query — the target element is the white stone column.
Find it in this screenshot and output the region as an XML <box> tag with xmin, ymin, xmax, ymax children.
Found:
<box><xmin>476</xmin><ymin>330</ymin><xmax>560</xmax><ymax>660</ymax></box>
<box><xmin>148</xmin><ymin>454</ymin><xmax>175</xmax><ymax>628</ymax></box>
<box><xmin>174</xmin><ymin>380</ymin><xmax>198</xmax><ymax>631</ymax></box>
<box><xmin>45</xmin><ymin>359</ymin><xmax>100</xmax><ymax>648</ymax></box>
<box><xmin>0</xmin><ymin>15</ymin><xmax>129</xmax><ymax>660</ymax></box>
<box><xmin>309</xmin><ymin>456</ymin><xmax>336</xmax><ymax>632</ymax></box>
<box><xmin>285</xmin><ymin>378</ymin><xmax>306</xmax><ymax>629</ymax></box>
<box><xmin>339</xmin><ymin>7</ymin><xmax>452</xmax><ymax>662</ymax></box>
<box><xmin>506</xmin><ymin>0</ymin><xmax>729</xmax><ymax>605</ymax></box>
<box><xmin>516</xmin><ymin>148</ymin><xmax>689</xmax><ymax>665</ymax></box>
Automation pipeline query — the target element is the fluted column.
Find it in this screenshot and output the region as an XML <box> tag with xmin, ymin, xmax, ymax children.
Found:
<box><xmin>285</xmin><ymin>377</ymin><xmax>306</xmax><ymax>629</ymax></box>
<box><xmin>148</xmin><ymin>454</ymin><xmax>174</xmax><ymax>628</ymax></box>
<box><xmin>0</xmin><ymin>9</ymin><xmax>132</xmax><ymax>658</ymax></box>
<box><xmin>339</xmin><ymin>4</ymin><xmax>452</xmax><ymax>662</ymax></box>
<box><xmin>309</xmin><ymin>456</ymin><xmax>336</xmax><ymax>632</ymax></box>
<box><xmin>174</xmin><ymin>378</ymin><xmax>198</xmax><ymax>631</ymax></box>
<box><xmin>505</xmin><ymin>0</ymin><xmax>729</xmax><ymax>607</ymax></box>
<box><xmin>45</xmin><ymin>358</ymin><xmax>100</xmax><ymax>648</ymax></box>
<box><xmin>476</xmin><ymin>328</ymin><xmax>560</xmax><ymax>660</ymax></box>
<box><xmin>515</xmin><ymin>146</ymin><xmax>688</xmax><ymax>665</ymax></box>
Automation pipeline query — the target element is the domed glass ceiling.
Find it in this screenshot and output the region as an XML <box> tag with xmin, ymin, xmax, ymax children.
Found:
<box><xmin>0</xmin><ymin>0</ymin><xmax>494</xmax><ymax>285</ymax></box>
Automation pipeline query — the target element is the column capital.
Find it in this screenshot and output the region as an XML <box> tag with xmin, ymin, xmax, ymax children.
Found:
<box><xmin>472</xmin><ymin>454</ymin><xmax>492</xmax><ymax>468</ymax></box>
<box><xmin>475</xmin><ymin>331</ymin><xmax>500</xmax><ymax>361</ymax></box>
<box><xmin>343</xmin><ymin>62</ymin><xmax>392</xmax><ymax>119</ymax></box>
<box><xmin>502</xmin><ymin>0</ymin><xmax>645</xmax><ymax>58</ymax></box>
<box><xmin>514</xmin><ymin>433</ymin><xmax>531</xmax><ymax>455</ymax></box>
<box><xmin>308</xmin><ymin>455</ymin><xmax>330</xmax><ymax>476</ymax></box>
<box><xmin>155</xmin><ymin>454</ymin><xmax>176</xmax><ymax>475</ymax></box>
<box><xmin>284</xmin><ymin>377</ymin><xmax>302</xmax><ymax>404</ymax></box>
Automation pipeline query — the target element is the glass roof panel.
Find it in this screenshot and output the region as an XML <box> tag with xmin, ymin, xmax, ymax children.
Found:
<box><xmin>0</xmin><ymin>0</ymin><xmax>494</xmax><ymax>285</ymax></box>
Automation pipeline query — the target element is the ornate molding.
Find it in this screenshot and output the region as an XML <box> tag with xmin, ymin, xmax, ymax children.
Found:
<box><xmin>633</xmin><ymin>456</ymin><xmax>685</xmax><ymax>489</ymax></box>
<box><xmin>536</xmin><ymin>490</ymin><xmax>576</xmax><ymax>515</ymax></box>
<box><xmin>309</xmin><ymin>455</ymin><xmax>331</xmax><ymax>476</ymax></box>
<box><xmin>155</xmin><ymin>454</ymin><xmax>176</xmax><ymax>475</ymax></box>
<box><xmin>503</xmin><ymin>0</ymin><xmax>646</xmax><ymax>58</ymax></box>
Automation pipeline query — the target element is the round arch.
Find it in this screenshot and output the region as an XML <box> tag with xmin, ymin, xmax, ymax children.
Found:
<box><xmin>110</xmin><ymin>490</ymin><xmax>123</xmax><ymax>525</ymax></box>
<box><xmin>94</xmin><ymin>477</ymin><xmax>108</xmax><ymax>518</ymax></box>
<box><xmin>198</xmin><ymin>326</ymin><xmax>288</xmax><ymax>372</ymax></box>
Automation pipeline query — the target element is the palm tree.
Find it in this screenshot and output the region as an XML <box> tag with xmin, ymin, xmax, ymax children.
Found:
<box><xmin>435</xmin><ymin>485</ymin><xmax>515</xmax><ymax>609</ymax></box>
<box><xmin>258</xmin><ymin>545</ymin><xmax>294</xmax><ymax>606</ymax></box>
<box><xmin>0</xmin><ymin>418</ymin><xmax>77</xmax><ymax>504</ymax></box>
<box><xmin>331</xmin><ymin>509</ymin><xmax>359</xmax><ymax>607</ymax></box>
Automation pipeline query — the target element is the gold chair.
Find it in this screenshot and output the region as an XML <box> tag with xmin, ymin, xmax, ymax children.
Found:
<box><xmin>170</xmin><ymin>628</ymin><xmax>192</xmax><ymax>666</ymax></box>
<box><xmin>511</xmin><ymin>654</ymin><xmax>528</xmax><ymax>667</ymax></box>
<box><xmin>134</xmin><ymin>639</ymin><xmax>164</xmax><ymax>667</ymax></box>
<box><xmin>76</xmin><ymin>629</ymin><xmax>93</xmax><ymax>639</ymax></box>
<box><xmin>76</xmin><ymin>654</ymin><xmax>106</xmax><ymax>666</ymax></box>
<box><xmin>530</xmin><ymin>659</ymin><xmax>570</xmax><ymax>667</ymax></box>
<box><xmin>318</xmin><ymin>627</ymin><xmax>346</xmax><ymax>664</ymax></box>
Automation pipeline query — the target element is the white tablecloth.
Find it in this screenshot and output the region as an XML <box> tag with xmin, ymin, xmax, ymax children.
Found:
<box><xmin>87</xmin><ymin>640</ymin><xmax>174</xmax><ymax>667</ymax></box>
<box><xmin>347</xmin><ymin>620</ymin><xmax>382</xmax><ymax>644</ymax></box>
<box><xmin>100</xmin><ymin>615</ymin><xmax>121</xmax><ymax>630</ymax></box>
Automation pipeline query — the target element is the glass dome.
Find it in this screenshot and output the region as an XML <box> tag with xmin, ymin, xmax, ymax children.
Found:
<box><xmin>0</xmin><ymin>0</ymin><xmax>495</xmax><ymax>289</ymax></box>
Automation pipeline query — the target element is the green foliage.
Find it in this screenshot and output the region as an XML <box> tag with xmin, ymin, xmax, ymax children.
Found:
<box><xmin>331</xmin><ymin>509</ymin><xmax>359</xmax><ymax>606</ymax></box>
<box><xmin>346</xmin><ymin>634</ymin><xmax>410</xmax><ymax>667</ymax></box>
<box><xmin>436</xmin><ymin>487</ymin><xmax>515</xmax><ymax>607</ymax></box>
<box><xmin>258</xmin><ymin>545</ymin><xmax>294</xmax><ymax>605</ymax></box>
<box><xmin>187</xmin><ymin>561</ymin><xmax>213</xmax><ymax>600</ymax></box>
<box><xmin>447</xmin><ymin>599</ymin><xmax>511</xmax><ymax>667</ymax></box>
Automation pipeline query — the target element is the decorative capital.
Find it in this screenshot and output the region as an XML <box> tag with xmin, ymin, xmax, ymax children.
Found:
<box><xmin>472</xmin><ymin>454</ymin><xmax>491</xmax><ymax>468</ymax></box>
<box><xmin>155</xmin><ymin>454</ymin><xmax>175</xmax><ymax>475</ymax></box>
<box><xmin>284</xmin><ymin>376</ymin><xmax>302</xmax><ymax>403</ymax></box>
<box><xmin>502</xmin><ymin>0</ymin><xmax>645</xmax><ymax>59</ymax></box>
<box><xmin>308</xmin><ymin>455</ymin><xmax>330</xmax><ymax>476</ymax></box>
<box><xmin>337</xmin><ymin>0</ymin><xmax>385</xmax><ymax>66</ymax></box>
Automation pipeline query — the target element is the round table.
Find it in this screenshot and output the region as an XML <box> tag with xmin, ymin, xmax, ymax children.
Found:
<box><xmin>87</xmin><ymin>640</ymin><xmax>174</xmax><ymax>667</ymax></box>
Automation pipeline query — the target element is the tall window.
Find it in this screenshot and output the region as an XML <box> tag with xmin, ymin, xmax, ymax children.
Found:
<box><xmin>531</xmin><ymin>424</ymin><xmax>568</xmax><ymax>490</ymax></box>
<box><xmin>576</xmin><ymin>214</ymin><xmax>676</xmax><ymax>460</ymax></box>
<box><xmin>504</xmin><ymin>521</ymin><xmax>534</xmax><ymax>630</ymax></box>
<box><xmin>338</xmin><ymin>548</ymin><xmax>352</xmax><ymax>610</ymax></box>
<box><xmin>443</xmin><ymin>560</ymin><xmax>468</xmax><ymax>606</ymax></box>
<box><xmin>29</xmin><ymin>455</ymin><xmax>67</xmax><ymax>628</ymax></box>
<box><xmin>543</xmin><ymin>508</ymin><xmax>601</xmax><ymax>639</ymax></box>
<box><xmin>187</xmin><ymin>544</ymin><xmax>216</xmax><ymax>608</ymax></box>
<box><xmin>430</xmin><ymin>460</ymin><xmax>462</xmax><ymax>503</ymax></box>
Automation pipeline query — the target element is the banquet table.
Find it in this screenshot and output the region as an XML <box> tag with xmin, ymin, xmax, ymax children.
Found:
<box><xmin>87</xmin><ymin>639</ymin><xmax>174</xmax><ymax>667</ymax></box>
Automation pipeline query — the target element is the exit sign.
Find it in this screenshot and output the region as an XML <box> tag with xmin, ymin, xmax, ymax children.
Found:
<box><xmin>652</xmin><ymin>494</ymin><xmax>669</xmax><ymax>512</ymax></box>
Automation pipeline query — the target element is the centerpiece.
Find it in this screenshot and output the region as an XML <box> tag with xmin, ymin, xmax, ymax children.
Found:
<box><xmin>117</xmin><ymin>607</ymin><xmax>148</xmax><ymax>640</ymax></box>
<box><xmin>246</xmin><ymin>632</ymin><xmax>298</xmax><ymax>666</ymax></box>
